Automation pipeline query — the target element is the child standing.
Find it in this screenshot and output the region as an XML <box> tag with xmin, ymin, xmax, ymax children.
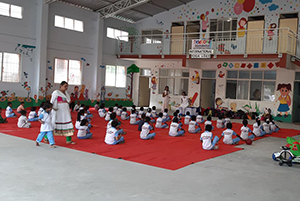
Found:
<box><xmin>6</xmin><ymin>102</ymin><xmax>16</xmax><ymax>118</ymax></box>
<box><xmin>188</xmin><ymin>116</ymin><xmax>202</xmax><ymax>134</ymax></box>
<box><xmin>140</xmin><ymin>117</ymin><xmax>156</xmax><ymax>140</ymax></box>
<box><xmin>169</xmin><ymin>117</ymin><xmax>185</xmax><ymax>137</ymax></box>
<box><xmin>17</xmin><ymin>102</ymin><xmax>25</xmax><ymax>113</ymax></box>
<box><xmin>253</xmin><ymin>117</ymin><xmax>267</xmax><ymax>137</ymax></box>
<box><xmin>105</xmin><ymin>120</ymin><xmax>125</xmax><ymax>145</ymax></box>
<box><xmin>98</xmin><ymin>104</ymin><xmax>106</xmax><ymax>117</ymax></box>
<box><xmin>196</xmin><ymin>112</ymin><xmax>204</xmax><ymax>124</ymax></box>
<box><xmin>216</xmin><ymin>115</ymin><xmax>225</xmax><ymax>129</ymax></box>
<box><xmin>0</xmin><ymin>107</ymin><xmax>8</xmax><ymax>123</ymax></box>
<box><xmin>184</xmin><ymin>111</ymin><xmax>191</xmax><ymax>125</ymax></box>
<box><xmin>220</xmin><ymin>123</ymin><xmax>241</xmax><ymax>145</ymax></box>
<box><xmin>28</xmin><ymin>107</ymin><xmax>39</xmax><ymax>122</ymax></box>
<box><xmin>77</xmin><ymin>119</ymin><xmax>93</xmax><ymax>139</ymax></box>
<box><xmin>200</xmin><ymin>125</ymin><xmax>219</xmax><ymax>150</ymax></box>
<box><xmin>155</xmin><ymin>112</ymin><xmax>168</xmax><ymax>129</ymax></box>
<box><xmin>130</xmin><ymin>109</ymin><xmax>140</xmax><ymax>125</ymax></box>
<box><xmin>35</xmin><ymin>103</ymin><xmax>56</xmax><ymax>148</ymax></box>
<box><xmin>105</xmin><ymin>107</ymin><xmax>113</xmax><ymax>121</ymax></box>
<box><xmin>240</xmin><ymin>119</ymin><xmax>255</xmax><ymax>141</ymax></box>
<box><xmin>17</xmin><ymin>110</ymin><xmax>31</xmax><ymax>128</ymax></box>
<box><xmin>121</xmin><ymin>108</ymin><xmax>130</xmax><ymax>120</ymax></box>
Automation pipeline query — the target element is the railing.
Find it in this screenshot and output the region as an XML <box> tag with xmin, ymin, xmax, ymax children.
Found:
<box><xmin>117</xmin><ymin>28</ymin><xmax>300</xmax><ymax>58</ymax></box>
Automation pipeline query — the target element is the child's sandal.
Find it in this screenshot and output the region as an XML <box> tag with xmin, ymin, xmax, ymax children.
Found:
<box><xmin>66</xmin><ymin>141</ymin><xmax>76</xmax><ymax>144</ymax></box>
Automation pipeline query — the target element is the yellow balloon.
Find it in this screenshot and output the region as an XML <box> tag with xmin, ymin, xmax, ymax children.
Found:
<box><xmin>237</xmin><ymin>0</ymin><xmax>245</xmax><ymax>3</ymax></box>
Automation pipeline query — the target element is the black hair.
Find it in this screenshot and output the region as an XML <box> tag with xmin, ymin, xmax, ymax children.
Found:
<box><xmin>0</xmin><ymin>107</ymin><xmax>2</xmax><ymax>110</ymax></box>
<box><xmin>118</xmin><ymin>105</ymin><xmax>122</xmax><ymax>108</ymax></box>
<box><xmin>164</xmin><ymin>108</ymin><xmax>168</xmax><ymax>113</ymax></box>
<box><xmin>132</xmin><ymin>104</ymin><xmax>136</xmax><ymax>109</ymax></box>
<box><xmin>176</xmin><ymin>109</ymin><xmax>180</xmax><ymax>114</ymax></box>
<box><xmin>20</xmin><ymin>102</ymin><xmax>25</xmax><ymax>104</ymax></box>
<box><xmin>205</xmin><ymin>124</ymin><xmax>212</xmax><ymax>132</ymax></box>
<box><xmin>71</xmin><ymin>93</ymin><xmax>74</xmax><ymax>95</ymax></box>
<box><xmin>256</xmin><ymin>117</ymin><xmax>261</xmax><ymax>126</ymax></box>
<box><xmin>145</xmin><ymin>117</ymin><xmax>151</xmax><ymax>122</ymax></box>
<box><xmin>226</xmin><ymin>122</ymin><xmax>233</xmax><ymax>129</ymax></box>
<box><xmin>242</xmin><ymin>119</ymin><xmax>248</xmax><ymax>127</ymax></box>
<box><xmin>173</xmin><ymin>112</ymin><xmax>178</xmax><ymax>117</ymax></box>
<box><xmin>123</xmin><ymin>107</ymin><xmax>127</xmax><ymax>112</ymax></box>
<box><xmin>96</xmin><ymin>101</ymin><xmax>100</xmax><ymax>104</ymax></box>
<box><xmin>266</xmin><ymin>119</ymin><xmax>270</xmax><ymax>124</ymax></box>
<box><xmin>100</xmin><ymin>104</ymin><xmax>104</xmax><ymax>109</ymax></box>
<box><xmin>131</xmin><ymin>109</ymin><xmax>136</xmax><ymax>114</ymax></box>
<box><xmin>77</xmin><ymin>110</ymin><xmax>85</xmax><ymax>121</ymax></box>
<box><xmin>158</xmin><ymin>112</ymin><xmax>163</xmax><ymax>117</ymax></box>
<box><xmin>60</xmin><ymin>81</ymin><xmax>68</xmax><ymax>86</ymax></box>
<box><xmin>80</xmin><ymin>104</ymin><xmax>85</xmax><ymax>107</ymax></box>
<box><xmin>147</xmin><ymin>108</ymin><xmax>152</xmax><ymax>113</ymax></box>
<box><xmin>140</xmin><ymin>107</ymin><xmax>144</xmax><ymax>111</ymax></box>
<box><xmin>115</xmin><ymin>103</ymin><xmax>119</xmax><ymax>107</ymax></box>
<box><xmin>218</xmin><ymin>114</ymin><xmax>223</xmax><ymax>120</ymax></box>
<box><xmin>186</xmin><ymin>111</ymin><xmax>190</xmax><ymax>116</ymax></box>
<box><xmin>80</xmin><ymin>119</ymin><xmax>88</xmax><ymax>126</ymax></box>
<box><xmin>111</xmin><ymin>120</ymin><xmax>118</xmax><ymax>128</ymax></box>
<box><xmin>182</xmin><ymin>91</ymin><xmax>187</xmax><ymax>96</ymax></box>
<box><xmin>40</xmin><ymin>101</ymin><xmax>45</xmax><ymax>107</ymax></box>
<box><xmin>141</xmin><ymin>113</ymin><xmax>146</xmax><ymax>119</ymax></box>
<box><xmin>152</xmin><ymin>106</ymin><xmax>156</xmax><ymax>110</ymax></box>
<box><xmin>20</xmin><ymin>110</ymin><xmax>26</xmax><ymax>116</ymax></box>
<box><xmin>84</xmin><ymin>105</ymin><xmax>89</xmax><ymax>110</ymax></box>
<box><xmin>207</xmin><ymin>116</ymin><xmax>212</xmax><ymax>121</ymax></box>
<box><xmin>110</xmin><ymin>112</ymin><xmax>116</xmax><ymax>120</ymax></box>
<box><xmin>31</xmin><ymin>107</ymin><xmax>36</xmax><ymax>111</ymax></box>
<box><xmin>198</xmin><ymin>112</ymin><xmax>201</xmax><ymax>116</ymax></box>
<box><xmin>108</xmin><ymin>107</ymin><xmax>113</xmax><ymax>112</ymax></box>
<box><xmin>43</xmin><ymin>102</ymin><xmax>53</xmax><ymax>110</ymax></box>
<box><xmin>173</xmin><ymin>117</ymin><xmax>178</xmax><ymax>123</ymax></box>
<box><xmin>7</xmin><ymin>102</ymin><xmax>12</xmax><ymax>106</ymax></box>
<box><xmin>191</xmin><ymin>116</ymin><xmax>196</xmax><ymax>121</ymax></box>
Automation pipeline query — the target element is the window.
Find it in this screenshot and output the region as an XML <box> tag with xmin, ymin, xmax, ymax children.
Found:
<box><xmin>106</xmin><ymin>27</ymin><xmax>128</xmax><ymax>42</ymax></box>
<box><xmin>142</xmin><ymin>30</ymin><xmax>163</xmax><ymax>44</ymax></box>
<box><xmin>140</xmin><ymin>69</ymin><xmax>151</xmax><ymax>76</ymax></box>
<box><xmin>202</xmin><ymin>70</ymin><xmax>216</xmax><ymax>78</ymax></box>
<box><xmin>54</xmin><ymin>15</ymin><xmax>84</xmax><ymax>32</ymax></box>
<box><xmin>0</xmin><ymin>52</ymin><xmax>20</xmax><ymax>83</ymax></box>
<box><xmin>159</xmin><ymin>69</ymin><xmax>189</xmax><ymax>95</ymax></box>
<box><xmin>210</xmin><ymin>18</ymin><xmax>237</xmax><ymax>40</ymax></box>
<box><xmin>226</xmin><ymin>70</ymin><xmax>276</xmax><ymax>101</ymax></box>
<box><xmin>105</xmin><ymin>65</ymin><xmax>126</xmax><ymax>88</ymax></box>
<box><xmin>0</xmin><ymin>2</ymin><xmax>22</xmax><ymax>19</ymax></box>
<box><xmin>54</xmin><ymin>58</ymin><xmax>82</xmax><ymax>85</ymax></box>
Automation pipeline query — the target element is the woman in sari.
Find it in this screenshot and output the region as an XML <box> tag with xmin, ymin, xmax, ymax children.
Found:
<box><xmin>51</xmin><ymin>81</ymin><xmax>75</xmax><ymax>144</ymax></box>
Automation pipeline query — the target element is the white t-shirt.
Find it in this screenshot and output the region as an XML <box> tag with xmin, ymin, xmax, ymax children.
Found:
<box><xmin>156</xmin><ymin>117</ymin><xmax>163</xmax><ymax>128</ymax></box>
<box><xmin>130</xmin><ymin>113</ymin><xmax>137</xmax><ymax>124</ymax></box>
<box><xmin>184</xmin><ymin>116</ymin><xmax>191</xmax><ymax>125</ymax></box>
<box><xmin>216</xmin><ymin>119</ymin><xmax>224</xmax><ymax>128</ymax></box>
<box><xmin>28</xmin><ymin>111</ymin><xmax>37</xmax><ymax>119</ymax></box>
<box><xmin>116</xmin><ymin>108</ymin><xmax>122</xmax><ymax>116</ymax></box>
<box><xmin>74</xmin><ymin>104</ymin><xmax>80</xmax><ymax>111</ymax></box>
<box><xmin>6</xmin><ymin>106</ymin><xmax>13</xmax><ymax>117</ymax></box>
<box><xmin>138</xmin><ymin>111</ymin><xmax>144</xmax><ymax>119</ymax></box>
<box><xmin>163</xmin><ymin>112</ymin><xmax>168</xmax><ymax>120</ymax></box>
<box><xmin>188</xmin><ymin>121</ymin><xmax>198</xmax><ymax>132</ymax></box>
<box><xmin>107</xmin><ymin>120</ymin><xmax>112</xmax><ymax>130</ymax></box>
<box><xmin>105</xmin><ymin>127</ymin><xmax>117</xmax><ymax>145</ymax></box>
<box><xmin>146</xmin><ymin>112</ymin><xmax>152</xmax><ymax>117</ymax></box>
<box><xmin>121</xmin><ymin>111</ymin><xmax>128</xmax><ymax>120</ymax></box>
<box><xmin>196</xmin><ymin>115</ymin><xmax>203</xmax><ymax>123</ymax></box>
<box><xmin>39</xmin><ymin>110</ymin><xmax>53</xmax><ymax>132</ymax></box>
<box><xmin>151</xmin><ymin>110</ymin><xmax>157</xmax><ymax>118</ymax></box>
<box><xmin>200</xmin><ymin>131</ymin><xmax>213</xmax><ymax>150</ymax></box>
<box><xmin>270</xmin><ymin>122</ymin><xmax>277</xmax><ymax>132</ymax></box>
<box><xmin>253</xmin><ymin>122</ymin><xmax>262</xmax><ymax>136</ymax></box>
<box><xmin>140</xmin><ymin>122</ymin><xmax>151</xmax><ymax>139</ymax></box>
<box><xmin>169</xmin><ymin>122</ymin><xmax>179</xmax><ymax>136</ymax></box>
<box><xmin>263</xmin><ymin>122</ymin><xmax>271</xmax><ymax>133</ymax></box>
<box><xmin>240</xmin><ymin>126</ymin><xmax>251</xmax><ymax>140</ymax></box>
<box><xmin>77</xmin><ymin>125</ymin><xmax>88</xmax><ymax>137</ymax></box>
<box><xmin>180</xmin><ymin>96</ymin><xmax>190</xmax><ymax>108</ymax></box>
<box><xmin>113</xmin><ymin>106</ymin><xmax>118</xmax><ymax>113</ymax></box>
<box><xmin>38</xmin><ymin>108</ymin><xmax>43</xmax><ymax>117</ymax></box>
<box><xmin>105</xmin><ymin>111</ymin><xmax>112</xmax><ymax>121</ymax></box>
<box><xmin>17</xmin><ymin>115</ymin><xmax>30</xmax><ymax>128</ymax></box>
<box><xmin>224</xmin><ymin>118</ymin><xmax>231</xmax><ymax>127</ymax></box>
<box><xmin>221</xmin><ymin>129</ymin><xmax>237</xmax><ymax>144</ymax></box>
<box><xmin>205</xmin><ymin>120</ymin><xmax>212</xmax><ymax>126</ymax></box>
<box><xmin>98</xmin><ymin>109</ymin><xmax>106</xmax><ymax>117</ymax></box>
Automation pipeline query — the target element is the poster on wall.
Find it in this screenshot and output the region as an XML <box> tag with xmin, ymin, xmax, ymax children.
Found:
<box><xmin>191</xmin><ymin>39</ymin><xmax>212</xmax><ymax>49</ymax></box>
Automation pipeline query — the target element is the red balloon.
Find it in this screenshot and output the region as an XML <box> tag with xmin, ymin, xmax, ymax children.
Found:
<box><xmin>243</xmin><ymin>0</ymin><xmax>255</xmax><ymax>13</ymax></box>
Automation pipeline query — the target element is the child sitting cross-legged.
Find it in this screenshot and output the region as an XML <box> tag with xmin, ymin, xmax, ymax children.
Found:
<box><xmin>262</xmin><ymin>119</ymin><xmax>272</xmax><ymax>134</ymax></box>
<box><xmin>188</xmin><ymin>115</ymin><xmax>202</xmax><ymax>134</ymax></box>
<box><xmin>77</xmin><ymin>119</ymin><xmax>93</xmax><ymax>139</ymax></box>
<box><xmin>173</xmin><ymin>112</ymin><xmax>182</xmax><ymax>126</ymax></box>
<box><xmin>200</xmin><ymin>124</ymin><xmax>219</xmax><ymax>150</ymax></box>
<box><xmin>94</xmin><ymin>101</ymin><xmax>100</xmax><ymax>111</ymax></box>
<box><xmin>17</xmin><ymin>110</ymin><xmax>31</xmax><ymax>128</ymax></box>
<box><xmin>138</xmin><ymin>107</ymin><xmax>145</xmax><ymax>118</ymax></box>
<box><xmin>169</xmin><ymin>117</ymin><xmax>185</xmax><ymax>137</ymax></box>
<box><xmin>216</xmin><ymin>114</ymin><xmax>225</xmax><ymax>129</ymax></box>
<box><xmin>240</xmin><ymin>119</ymin><xmax>255</xmax><ymax>141</ymax></box>
<box><xmin>107</xmin><ymin>113</ymin><xmax>125</xmax><ymax>135</ymax></box>
<box><xmin>130</xmin><ymin>109</ymin><xmax>140</xmax><ymax>125</ymax></box>
<box><xmin>155</xmin><ymin>112</ymin><xmax>169</xmax><ymax>129</ymax></box>
<box><xmin>17</xmin><ymin>102</ymin><xmax>25</xmax><ymax>114</ymax></box>
<box><xmin>204</xmin><ymin>116</ymin><xmax>214</xmax><ymax>130</ymax></box>
<box><xmin>28</xmin><ymin>107</ymin><xmax>39</xmax><ymax>122</ymax></box>
<box><xmin>184</xmin><ymin>111</ymin><xmax>191</xmax><ymax>125</ymax></box>
<box><xmin>98</xmin><ymin>104</ymin><xmax>106</xmax><ymax>118</ymax></box>
<box><xmin>138</xmin><ymin>113</ymin><xmax>146</xmax><ymax>131</ymax></box>
<box><xmin>196</xmin><ymin>112</ymin><xmax>204</xmax><ymax>124</ymax></box>
<box><xmin>253</xmin><ymin>117</ymin><xmax>267</xmax><ymax>137</ymax></box>
<box><xmin>105</xmin><ymin>120</ymin><xmax>125</xmax><ymax>145</ymax></box>
<box><xmin>74</xmin><ymin>101</ymin><xmax>81</xmax><ymax>112</ymax></box>
<box><xmin>163</xmin><ymin>108</ymin><xmax>171</xmax><ymax>122</ymax></box>
<box><xmin>146</xmin><ymin>108</ymin><xmax>155</xmax><ymax>123</ymax></box>
<box><xmin>219</xmin><ymin>122</ymin><xmax>242</xmax><ymax>145</ymax></box>
<box><xmin>105</xmin><ymin>107</ymin><xmax>113</xmax><ymax>121</ymax></box>
<box><xmin>6</xmin><ymin>102</ymin><xmax>16</xmax><ymax>118</ymax></box>
<box><xmin>140</xmin><ymin>117</ymin><xmax>156</xmax><ymax>140</ymax></box>
<box><xmin>151</xmin><ymin>106</ymin><xmax>157</xmax><ymax>118</ymax></box>
<box><xmin>270</xmin><ymin>119</ymin><xmax>280</xmax><ymax>133</ymax></box>
<box><xmin>121</xmin><ymin>108</ymin><xmax>130</xmax><ymax>120</ymax></box>
<box><xmin>116</xmin><ymin>105</ymin><xmax>123</xmax><ymax>116</ymax></box>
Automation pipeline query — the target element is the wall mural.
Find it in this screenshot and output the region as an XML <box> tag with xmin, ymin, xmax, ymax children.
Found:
<box><xmin>14</xmin><ymin>44</ymin><xmax>36</xmax><ymax>61</ymax></box>
<box><xmin>217</xmin><ymin>61</ymin><xmax>277</xmax><ymax>69</ymax></box>
<box><xmin>276</xmin><ymin>83</ymin><xmax>292</xmax><ymax>118</ymax></box>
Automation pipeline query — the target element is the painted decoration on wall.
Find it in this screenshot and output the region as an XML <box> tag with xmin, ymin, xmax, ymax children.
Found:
<box><xmin>190</xmin><ymin>92</ymin><xmax>198</xmax><ymax>106</ymax></box>
<box><xmin>267</xmin><ymin>23</ymin><xmax>277</xmax><ymax>40</ymax></box>
<box><xmin>217</xmin><ymin>62</ymin><xmax>277</xmax><ymax>69</ymax></box>
<box><xmin>230</xmin><ymin>102</ymin><xmax>237</xmax><ymax>112</ymax></box>
<box><xmin>23</xmin><ymin>72</ymin><xmax>28</xmax><ymax>78</ymax></box>
<box><xmin>200</xmin><ymin>12</ymin><xmax>209</xmax><ymax>38</ymax></box>
<box><xmin>100</xmin><ymin>65</ymin><xmax>105</xmax><ymax>69</ymax></box>
<box><xmin>215</xmin><ymin>97</ymin><xmax>224</xmax><ymax>109</ymax></box>
<box><xmin>15</xmin><ymin>44</ymin><xmax>36</xmax><ymax>61</ymax></box>
<box><xmin>127</xmin><ymin>64</ymin><xmax>140</xmax><ymax>99</ymax></box>
<box><xmin>276</xmin><ymin>83</ymin><xmax>291</xmax><ymax>117</ymax></box>
<box><xmin>21</xmin><ymin>82</ymin><xmax>31</xmax><ymax>98</ymax></box>
<box><xmin>191</xmin><ymin>71</ymin><xmax>200</xmax><ymax>84</ymax></box>
<box><xmin>125</xmin><ymin>86</ymin><xmax>131</xmax><ymax>99</ymax></box>
<box><xmin>0</xmin><ymin>90</ymin><xmax>9</xmax><ymax>97</ymax></box>
<box><xmin>218</xmin><ymin>71</ymin><xmax>225</xmax><ymax>78</ymax></box>
<box><xmin>151</xmin><ymin>77</ymin><xmax>157</xmax><ymax>94</ymax></box>
<box><xmin>79</xmin><ymin>85</ymin><xmax>85</xmax><ymax>100</ymax></box>
<box><xmin>156</xmin><ymin>19</ymin><xmax>164</xmax><ymax>25</ymax></box>
<box><xmin>237</xmin><ymin>17</ymin><xmax>247</xmax><ymax>37</ymax></box>
<box><xmin>47</xmin><ymin>61</ymin><xmax>52</xmax><ymax>70</ymax></box>
<box><xmin>243</xmin><ymin>102</ymin><xmax>260</xmax><ymax>114</ymax></box>
<box><xmin>107</xmin><ymin>92</ymin><xmax>113</xmax><ymax>97</ymax></box>
<box><xmin>164</xmin><ymin>30</ymin><xmax>170</xmax><ymax>39</ymax></box>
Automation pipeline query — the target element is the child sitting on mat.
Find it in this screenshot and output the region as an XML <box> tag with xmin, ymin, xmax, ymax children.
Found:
<box><xmin>0</xmin><ymin>107</ymin><xmax>8</xmax><ymax>123</ymax></box>
<box><xmin>35</xmin><ymin>102</ymin><xmax>56</xmax><ymax>148</ymax></box>
<box><xmin>138</xmin><ymin>113</ymin><xmax>146</xmax><ymax>131</ymax></box>
<box><xmin>184</xmin><ymin>111</ymin><xmax>191</xmax><ymax>125</ymax></box>
<box><xmin>6</xmin><ymin>102</ymin><xmax>16</xmax><ymax>118</ymax></box>
<box><xmin>270</xmin><ymin>119</ymin><xmax>280</xmax><ymax>133</ymax></box>
<box><xmin>17</xmin><ymin>110</ymin><xmax>31</xmax><ymax>128</ymax></box>
<box><xmin>155</xmin><ymin>112</ymin><xmax>168</xmax><ymax>129</ymax></box>
<box><xmin>28</xmin><ymin>107</ymin><xmax>39</xmax><ymax>122</ymax></box>
<box><xmin>169</xmin><ymin>117</ymin><xmax>185</xmax><ymax>137</ymax></box>
<box><xmin>121</xmin><ymin>108</ymin><xmax>130</xmax><ymax>120</ymax></box>
<box><xmin>113</xmin><ymin>104</ymin><xmax>118</xmax><ymax>113</ymax></box>
<box><xmin>188</xmin><ymin>116</ymin><xmax>202</xmax><ymax>134</ymax></box>
<box><xmin>204</xmin><ymin>116</ymin><xmax>214</xmax><ymax>130</ymax></box>
<box><xmin>173</xmin><ymin>112</ymin><xmax>182</xmax><ymax>126</ymax></box>
<box><xmin>140</xmin><ymin>117</ymin><xmax>156</xmax><ymax>140</ymax></box>
<box><xmin>253</xmin><ymin>117</ymin><xmax>266</xmax><ymax>137</ymax></box>
<box><xmin>224</xmin><ymin>116</ymin><xmax>231</xmax><ymax>128</ymax></box>
<box><xmin>130</xmin><ymin>109</ymin><xmax>140</xmax><ymax>125</ymax></box>
<box><xmin>105</xmin><ymin>107</ymin><xmax>113</xmax><ymax>121</ymax></box>
<box><xmin>105</xmin><ymin>120</ymin><xmax>125</xmax><ymax>145</ymax></box>
<box><xmin>216</xmin><ymin>115</ymin><xmax>225</xmax><ymax>129</ymax></box>
<box><xmin>17</xmin><ymin>102</ymin><xmax>25</xmax><ymax>114</ymax></box>
<box><xmin>200</xmin><ymin>124</ymin><xmax>219</xmax><ymax>150</ymax></box>
<box><xmin>98</xmin><ymin>104</ymin><xmax>106</xmax><ymax>118</ymax></box>
<box><xmin>219</xmin><ymin>123</ymin><xmax>241</xmax><ymax>145</ymax></box>
<box><xmin>240</xmin><ymin>119</ymin><xmax>255</xmax><ymax>141</ymax></box>
<box><xmin>74</xmin><ymin>101</ymin><xmax>81</xmax><ymax>112</ymax></box>
<box><xmin>116</xmin><ymin>105</ymin><xmax>123</xmax><ymax>116</ymax></box>
<box><xmin>77</xmin><ymin>119</ymin><xmax>93</xmax><ymax>139</ymax></box>
<box><xmin>262</xmin><ymin>119</ymin><xmax>272</xmax><ymax>134</ymax></box>
<box><xmin>151</xmin><ymin>106</ymin><xmax>157</xmax><ymax>118</ymax></box>
<box><xmin>196</xmin><ymin>112</ymin><xmax>204</xmax><ymax>124</ymax></box>
<box><xmin>138</xmin><ymin>107</ymin><xmax>145</xmax><ymax>119</ymax></box>
<box><xmin>84</xmin><ymin>105</ymin><xmax>93</xmax><ymax>119</ymax></box>
<box><xmin>94</xmin><ymin>101</ymin><xmax>100</xmax><ymax>111</ymax></box>
<box><xmin>146</xmin><ymin>108</ymin><xmax>155</xmax><ymax>123</ymax></box>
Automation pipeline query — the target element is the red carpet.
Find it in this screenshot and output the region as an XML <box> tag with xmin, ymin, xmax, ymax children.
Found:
<box><xmin>0</xmin><ymin>109</ymin><xmax>299</xmax><ymax>170</ymax></box>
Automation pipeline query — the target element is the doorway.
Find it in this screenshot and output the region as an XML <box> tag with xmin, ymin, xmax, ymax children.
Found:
<box><xmin>292</xmin><ymin>81</ymin><xmax>300</xmax><ymax>122</ymax></box>
<box><xmin>138</xmin><ymin>76</ymin><xmax>150</xmax><ymax>107</ymax></box>
<box><xmin>200</xmin><ymin>79</ymin><xmax>216</xmax><ymax>109</ymax></box>
<box><xmin>246</xmin><ymin>16</ymin><xmax>265</xmax><ymax>54</ymax></box>
<box><xmin>171</xmin><ymin>22</ymin><xmax>184</xmax><ymax>54</ymax></box>
<box><xmin>186</xmin><ymin>21</ymin><xmax>201</xmax><ymax>52</ymax></box>
<box><xmin>278</xmin><ymin>13</ymin><xmax>298</xmax><ymax>54</ymax></box>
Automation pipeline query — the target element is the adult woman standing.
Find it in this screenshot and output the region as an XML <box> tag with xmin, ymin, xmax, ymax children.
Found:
<box><xmin>178</xmin><ymin>91</ymin><xmax>190</xmax><ymax>115</ymax></box>
<box><xmin>162</xmin><ymin>86</ymin><xmax>170</xmax><ymax>111</ymax></box>
<box><xmin>51</xmin><ymin>81</ymin><xmax>75</xmax><ymax>144</ymax></box>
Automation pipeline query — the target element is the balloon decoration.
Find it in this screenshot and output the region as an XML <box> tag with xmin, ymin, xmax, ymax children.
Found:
<box><xmin>234</xmin><ymin>3</ymin><xmax>243</xmax><ymax>15</ymax></box>
<box><xmin>233</xmin><ymin>0</ymin><xmax>255</xmax><ymax>15</ymax></box>
<box><xmin>243</xmin><ymin>0</ymin><xmax>255</xmax><ymax>13</ymax></box>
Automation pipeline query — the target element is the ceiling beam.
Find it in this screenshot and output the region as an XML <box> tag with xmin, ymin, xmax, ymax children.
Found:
<box><xmin>131</xmin><ymin>8</ymin><xmax>153</xmax><ymax>17</ymax></box>
<box><xmin>44</xmin><ymin>0</ymin><xmax>57</xmax><ymax>4</ymax></box>
<box><xmin>174</xmin><ymin>0</ymin><xmax>186</xmax><ymax>5</ymax></box>
<box><xmin>147</xmin><ymin>1</ymin><xmax>169</xmax><ymax>11</ymax></box>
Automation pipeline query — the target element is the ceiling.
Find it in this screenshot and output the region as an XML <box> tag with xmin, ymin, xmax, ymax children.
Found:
<box><xmin>52</xmin><ymin>0</ymin><xmax>195</xmax><ymax>22</ymax></box>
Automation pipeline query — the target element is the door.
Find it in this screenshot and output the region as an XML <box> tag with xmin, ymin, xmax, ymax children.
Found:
<box><xmin>278</xmin><ymin>18</ymin><xmax>298</xmax><ymax>54</ymax></box>
<box><xmin>246</xmin><ymin>20</ymin><xmax>264</xmax><ymax>54</ymax></box>
<box><xmin>292</xmin><ymin>82</ymin><xmax>300</xmax><ymax>122</ymax></box>
<box><xmin>186</xmin><ymin>21</ymin><xmax>201</xmax><ymax>52</ymax></box>
<box><xmin>138</xmin><ymin>77</ymin><xmax>150</xmax><ymax>107</ymax></box>
<box><xmin>200</xmin><ymin>79</ymin><xmax>216</xmax><ymax>109</ymax></box>
<box><xmin>171</xmin><ymin>26</ymin><xmax>184</xmax><ymax>54</ymax></box>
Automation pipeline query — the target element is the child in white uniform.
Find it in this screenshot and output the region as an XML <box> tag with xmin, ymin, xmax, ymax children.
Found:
<box><xmin>188</xmin><ymin>116</ymin><xmax>202</xmax><ymax>133</ymax></box>
<box><xmin>35</xmin><ymin>103</ymin><xmax>55</xmax><ymax>148</ymax></box>
<box><xmin>146</xmin><ymin>108</ymin><xmax>156</xmax><ymax>123</ymax></box>
<box><xmin>105</xmin><ymin>121</ymin><xmax>125</xmax><ymax>145</ymax></box>
<box><xmin>173</xmin><ymin>112</ymin><xmax>182</xmax><ymax>126</ymax></box>
<box><xmin>98</xmin><ymin>104</ymin><xmax>106</xmax><ymax>117</ymax></box>
<box><xmin>6</xmin><ymin>102</ymin><xmax>16</xmax><ymax>118</ymax></box>
<box><xmin>113</xmin><ymin>104</ymin><xmax>118</xmax><ymax>113</ymax></box>
<box><xmin>121</xmin><ymin>108</ymin><xmax>130</xmax><ymax>120</ymax></box>
<box><xmin>163</xmin><ymin>108</ymin><xmax>171</xmax><ymax>122</ymax></box>
<box><xmin>151</xmin><ymin>106</ymin><xmax>157</xmax><ymax>118</ymax></box>
<box><xmin>94</xmin><ymin>101</ymin><xmax>100</xmax><ymax>111</ymax></box>
<box><xmin>130</xmin><ymin>109</ymin><xmax>140</xmax><ymax>125</ymax></box>
<box><xmin>116</xmin><ymin>105</ymin><xmax>122</xmax><ymax>116</ymax></box>
<box><xmin>155</xmin><ymin>112</ymin><xmax>168</xmax><ymax>129</ymax></box>
<box><xmin>105</xmin><ymin>107</ymin><xmax>113</xmax><ymax>121</ymax></box>
<box><xmin>75</xmin><ymin>110</ymin><xmax>85</xmax><ymax>130</ymax></box>
<box><xmin>253</xmin><ymin>117</ymin><xmax>266</xmax><ymax>137</ymax></box>
<box><xmin>38</xmin><ymin>102</ymin><xmax>45</xmax><ymax>117</ymax></box>
<box><xmin>138</xmin><ymin>107</ymin><xmax>145</xmax><ymax>119</ymax></box>
<box><xmin>204</xmin><ymin>116</ymin><xmax>214</xmax><ymax>130</ymax></box>
<box><xmin>77</xmin><ymin>119</ymin><xmax>93</xmax><ymax>139</ymax></box>
<box><xmin>169</xmin><ymin>117</ymin><xmax>185</xmax><ymax>137</ymax></box>
<box><xmin>17</xmin><ymin>110</ymin><xmax>31</xmax><ymax>128</ymax></box>
<box><xmin>74</xmin><ymin>101</ymin><xmax>81</xmax><ymax>111</ymax></box>
<box><xmin>216</xmin><ymin>115</ymin><xmax>225</xmax><ymax>129</ymax></box>
<box><xmin>240</xmin><ymin>119</ymin><xmax>255</xmax><ymax>140</ymax></box>
<box><xmin>140</xmin><ymin>117</ymin><xmax>156</xmax><ymax>140</ymax></box>
<box><xmin>220</xmin><ymin>123</ymin><xmax>241</xmax><ymax>145</ymax></box>
<box><xmin>224</xmin><ymin>117</ymin><xmax>231</xmax><ymax>128</ymax></box>
<box><xmin>184</xmin><ymin>111</ymin><xmax>191</xmax><ymax>125</ymax></box>
<box><xmin>270</xmin><ymin>119</ymin><xmax>280</xmax><ymax>132</ymax></box>
<box><xmin>28</xmin><ymin>107</ymin><xmax>39</xmax><ymax>122</ymax></box>
<box><xmin>196</xmin><ymin>112</ymin><xmax>204</xmax><ymax>124</ymax></box>
<box><xmin>200</xmin><ymin>124</ymin><xmax>219</xmax><ymax>150</ymax></box>
<box><xmin>263</xmin><ymin>119</ymin><xmax>271</xmax><ymax>134</ymax></box>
